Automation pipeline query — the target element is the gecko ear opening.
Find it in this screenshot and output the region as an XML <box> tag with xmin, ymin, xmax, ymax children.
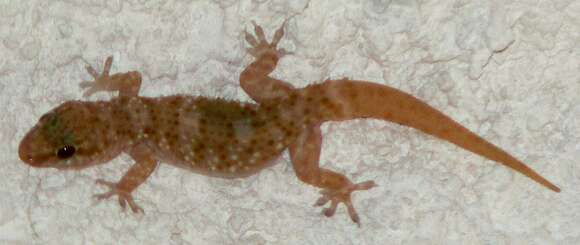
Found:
<box><xmin>56</xmin><ymin>145</ymin><xmax>76</xmax><ymax>159</ymax></box>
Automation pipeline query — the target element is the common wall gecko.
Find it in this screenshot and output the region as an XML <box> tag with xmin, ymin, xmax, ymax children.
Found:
<box><xmin>18</xmin><ymin>21</ymin><xmax>560</xmax><ymax>225</ymax></box>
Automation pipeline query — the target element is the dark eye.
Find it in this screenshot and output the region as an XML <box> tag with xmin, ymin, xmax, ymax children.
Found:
<box><xmin>56</xmin><ymin>145</ymin><xmax>76</xmax><ymax>159</ymax></box>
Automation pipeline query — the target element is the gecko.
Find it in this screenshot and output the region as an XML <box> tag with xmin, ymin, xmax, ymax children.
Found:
<box><xmin>18</xmin><ymin>20</ymin><xmax>560</xmax><ymax>225</ymax></box>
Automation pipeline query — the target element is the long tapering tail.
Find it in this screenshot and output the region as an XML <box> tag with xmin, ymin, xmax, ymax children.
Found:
<box><xmin>302</xmin><ymin>79</ymin><xmax>560</xmax><ymax>192</ymax></box>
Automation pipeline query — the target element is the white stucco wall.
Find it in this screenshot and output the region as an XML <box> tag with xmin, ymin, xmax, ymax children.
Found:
<box><xmin>1</xmin><ymin>0</ymin><xmax>579</xmax><ymax>244</ymax></box>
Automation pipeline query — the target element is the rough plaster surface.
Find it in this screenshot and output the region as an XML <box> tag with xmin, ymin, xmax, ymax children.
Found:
<box><xmin>1</xmin><ymin>0</ymin><xmax>579</xmax><ymax>244</ymax></box>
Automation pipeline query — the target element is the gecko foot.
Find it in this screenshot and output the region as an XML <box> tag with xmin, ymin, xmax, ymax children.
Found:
<box><xmin>79</xmin><ymin>56</ymin><xmax>142</xmax><ymax>97</ymax></box>
<box><xmin>244</xmin><ymin>20</ymin><xmax>292</xmax><ymax>59</ymax></box>
<box><xmin>314</xmin><ymin>180</ymin><xmax>377</xmax><ymax>226</ymax></box>
<box><xmin>93</xmin><ymin>179</ymin><xmax>144</xmax><ymax>214</ymax></box>
<box><xmin>79</xmin><ymin>56</ymin><xmax>114</xmax><ymax>97</ymax></box>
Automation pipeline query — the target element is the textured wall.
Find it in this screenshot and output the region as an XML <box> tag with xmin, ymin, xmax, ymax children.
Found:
<box><xmin>1</xmin><ymin>0</ymin><xmax>579</xmax><ymax>244</ymax></box>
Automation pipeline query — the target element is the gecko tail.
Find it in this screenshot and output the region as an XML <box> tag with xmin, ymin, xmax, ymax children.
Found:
<box><xmin>306</xmin><ymin>79</ymin><xmax>560</xmax><ymax>192</ymax></box>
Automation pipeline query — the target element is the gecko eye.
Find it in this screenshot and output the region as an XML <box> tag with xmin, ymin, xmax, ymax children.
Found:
<box><xmin>56</xmin><ymin>145</ymin><xmax>76</xmax><ymax>159</ymax></box>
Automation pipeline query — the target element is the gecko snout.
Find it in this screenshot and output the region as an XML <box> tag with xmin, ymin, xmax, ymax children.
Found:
<box><xmin>18</xmin><ymin>140</ymin><xmax>34</xmax><ymax>165</ymax></box>
<box><xmin>18</xmin><ymin>136</ymin><xmax>36</xmax><ymax>166</ymax></box>
<box><xmin>18</xmin><ymin>131</ymin><xmax>49</xmax><ymax>167</ymax></box>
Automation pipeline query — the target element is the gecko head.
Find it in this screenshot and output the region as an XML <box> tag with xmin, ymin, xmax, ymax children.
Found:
<box><xmin>19</xmin><ymin>101</ymin><xmax>108</xmax><ymax>170</ymax></box>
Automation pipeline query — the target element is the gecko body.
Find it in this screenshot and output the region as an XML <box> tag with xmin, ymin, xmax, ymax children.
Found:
<box><xmin>19</xmin><ymin>21</ymin><xmax>559</xmax><ymax>224</ymax></box>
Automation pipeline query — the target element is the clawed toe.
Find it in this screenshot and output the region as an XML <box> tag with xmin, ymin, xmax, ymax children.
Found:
<box><xmin>85</xmin><ymin>65</ymin><xmax>100</xmax><ymax>79</ymax></box>
<box><xmin>322</xmin><ymin>202</ymin><xmax>338</xmax><ymax>217</ymax></box>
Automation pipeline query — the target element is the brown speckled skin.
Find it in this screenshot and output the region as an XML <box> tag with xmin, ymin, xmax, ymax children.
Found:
<box><xmin>19</xmin><ymin>21</ymin><xmax>559</xmax><ymax>224</ymax></box>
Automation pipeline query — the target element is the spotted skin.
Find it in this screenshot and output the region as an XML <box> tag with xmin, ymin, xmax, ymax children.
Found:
<box><xmin>19</xmin><ymin>21</ymin><xmax>559</xmax><ymax>225</ymax></box>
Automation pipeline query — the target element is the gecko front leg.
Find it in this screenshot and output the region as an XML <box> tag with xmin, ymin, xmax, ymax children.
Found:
<box><xmin>94</xmin><ymin>144</ymin><xmax>158</xmax><ymax>213</ymax></box>
<box><xmin>79</xmin><ymin>56</ymin><xmax>142</xmax><ymax>97</ymax></box>
<box><xmin>79</xmin><ymin>56</ymin><xmax>156</xmax><ymax>213</ymax></box>
<box><xmin>289</xmin><ymin>125</ymin><xmax>377</xmax><ymax>225</ymax></box>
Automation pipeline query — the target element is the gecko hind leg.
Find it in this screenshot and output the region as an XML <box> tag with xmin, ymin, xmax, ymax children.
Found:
<box><xmin>240</xmin><ymin>20</ymin><xmax>296</xmax><ymax>102</ymax></box>
<box><xmin>244</xmin><ymin>19</ymin><xmax>292</xmax><ymax>59</ymax></box>
<box><xmin>290</xmin><ymin>125</ymin><xmax>377</xmax><ymax>226</ymax></box>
